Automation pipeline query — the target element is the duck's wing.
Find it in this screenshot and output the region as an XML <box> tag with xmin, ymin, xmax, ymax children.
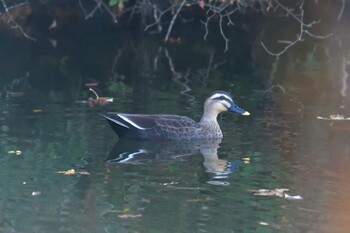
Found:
<box><xmin>151</xmin><ymin>114</ymin><xmax>202</xmax><ymax>140</ymax></box>
<box><xmin>102</xmin><ymin>113</ymin><xmax>200</xmax><ymax>139</ymax></box>
<box><xmin>102</xmin><ymin>113</ymin><xmax>156</xmax><ymax>130</ymax></box>
<box><xmin>114</xmin><ymin>113</ymin><xmax>157</xmax><ymax>129</ymax></box>
<box><xmin>152</xmin><ymin>114</ymin><xmax>200</xmax><ymax>129</ymax></box>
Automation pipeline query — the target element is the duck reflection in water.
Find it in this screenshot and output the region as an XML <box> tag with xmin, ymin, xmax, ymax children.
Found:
<box><xmin>105</xmin><ymin>138</ymin><xmax>244</xmax><ymax>183</ymax></box>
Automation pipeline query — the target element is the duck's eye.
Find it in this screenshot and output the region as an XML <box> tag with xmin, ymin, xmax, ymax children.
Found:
<box><xmin>217</xmin><ymin>96</ymin><xmax>228</xmax><ymax>101</ymax></box>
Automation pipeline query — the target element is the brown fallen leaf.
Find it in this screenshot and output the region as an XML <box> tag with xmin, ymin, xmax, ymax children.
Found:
<box><xmin>87</xmin><ymin>88</ymin><xmax>113</xmax><ymax>107</ymax></box>
<box><xmin>32</xmin><ymin>109</ymin><xmax>43</xmax><ymax>113</ymax></box>
<box><xmin>56</xmin><ymin>169</ymin><xmax>90</xmax><ymax>175</ymax></box>
<box><xmin>247</xmin><ymin>188</ymin><xmax>303</xmax><ymax>200</ymax></box>
<box><xmin>90</xmin><ymin>88</ymin><xmax>113</xmax><ymax>102</ymax></box>
<box><xmin>247</xmin><ymin>188</ymin><xmax>289</xmax><ymax>197</ymax></box>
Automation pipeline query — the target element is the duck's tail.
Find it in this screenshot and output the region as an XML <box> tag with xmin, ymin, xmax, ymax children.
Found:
<box><xmin>101</xmin><ymin>113</ymin><xmax>130</xmax><ymax>137</ymax></box>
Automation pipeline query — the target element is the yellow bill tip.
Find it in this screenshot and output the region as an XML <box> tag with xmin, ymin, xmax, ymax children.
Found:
<box><xmin>242</xmin><ymin>111</ymin><xmax>250</xmax><ymax>116</ymax></box>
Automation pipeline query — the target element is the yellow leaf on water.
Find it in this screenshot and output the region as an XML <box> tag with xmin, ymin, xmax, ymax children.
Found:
<box><xmin>108</xmin><ymin>208</ymin><xmax>130</xmax><ymax>213</ymax></box>
<box><xmin>56</xmin><ymin>169</ymin><xmax>90</xmax><ymax>175</ymax></box>
<box><xmin>242</xmin><ymin>157</ymin><xmax>250</xmax><ymax>164</ymax></box>
<box><xmin>32</xmin><ymin>109</ymin><xmax>43</xmax><ymax>113</ymax></box>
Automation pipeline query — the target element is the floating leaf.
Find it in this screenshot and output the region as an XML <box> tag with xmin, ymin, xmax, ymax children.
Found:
<box><xmin>186</xmin><ymin>199</ymin><xmax>204</xmax><ymax>203</ymax></box>
<box><xmin>56</xmin><ymin>169</ymin><xmax>90</xmax><ymax>175</ymax></box>
<box><xmin>108</xmin><ymin>208</ymin><xmax>129</xmax><ymax>213</ymax></box>
<box><xmin>247</xmin><ymin>188</ymin><xmax>303</xmax><ymax>200</ymax></box>
<box><xmin>31</xmin><ymin>191</ymin><xmax>41</xmax><ymax>196</ymax></box>
<box><xmin>118</xmin><ymin>214</ymin><xmax>142</xmax><ymax>219</ymax></box>
<box><xmin>259</xmin><ymin>221</ymin><xmax>269</xmax><ymax>226</ymax></box>
<box><xmin>7</xmin><ymin>150</ymin><xmax>22</xmax><ymax>155</ymax></box>
<box><xmin>32</xmin><ymin>109</ymin><xmax>43</xmax><ymax>113</ymax></box>
<box><xmin>247</xmin><ymin>188</ymin><xmax>288</xmax><ymax>197</ymax></box>
<box><xmin>206</xmin><ymin>180</ymin><xmax>230</xmax><ymax>186</ymax></box>
<box><xmin>162</xmin><ymin>181</ymin><xmax>179</xmax><ymax>186</ymax></box>
<box><xmin>88</xmin><ymin>88</ymin><xmax>113</xmax><ymax>106</ymax></box>
<box><xmin>317</xmin><ymin>114</ymin><xmax>350</xmax><ymax>121</ymax></box>
<box><xmin>241</xmin><ymin>157</ymin><xmax>250</xmax><ymax>164</ymax></box>
<box><xmin>284</xmin><ymin>194</ymin><xmax>303</xmax><ymax>200</ymax></box>
<box><xmin>8</xmin><ymin>150</ymin><xmax>22</xmax><ymax>156</ymax></box>
<box><xmin>75</xmin><ymin>88</ymin><xmax>114</xmax><ymax>107</ymax></box>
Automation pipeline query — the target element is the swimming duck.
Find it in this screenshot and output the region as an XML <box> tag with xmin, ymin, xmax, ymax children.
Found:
<box><xmin>102</xmin><ymin>91</ymin><xmax>250</xmax><ymax>140</ymax></box>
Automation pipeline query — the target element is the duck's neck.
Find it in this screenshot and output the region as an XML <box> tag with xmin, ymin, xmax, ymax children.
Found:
<box><xmin>199</xmin><ymin>109</ymin><xmax>219</xmax><ymax>125</ymax></box>
<box><xmin>199</xmin><ymin>110</ymin><xmax>223</xmax><ymax>138</ymax></box>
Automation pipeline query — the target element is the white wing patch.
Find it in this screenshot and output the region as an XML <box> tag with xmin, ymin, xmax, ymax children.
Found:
<box><xmin>118</xmin><ymin>114</ymin><xmax>147</xmax><ymax>130</ymax></box>
<box><xmin>104</xmin><ymin>115</ymin><xmax>130</xmax><ymax>128</ymax></box>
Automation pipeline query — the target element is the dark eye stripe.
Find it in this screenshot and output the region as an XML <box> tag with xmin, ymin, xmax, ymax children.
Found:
<box><xmin>213</xmin><ymin>96</ymin><xmax>232</xmax><ymax>103</ymax></box>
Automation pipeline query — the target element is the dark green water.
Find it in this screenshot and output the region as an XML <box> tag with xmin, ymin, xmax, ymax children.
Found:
<box><xmin>1</xmin><ymin>85</ymin><xmax>350</xmax><ymax>233</ymax></box>
<box><xmin>1</xmin><ymin>15</ymin><xmax>350</xmax><ymax>233</ymax></box>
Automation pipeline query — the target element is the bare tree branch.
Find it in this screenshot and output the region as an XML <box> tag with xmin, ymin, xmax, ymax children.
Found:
<box><xmin>164</xmin><ymin>0</ymin><xmax>186</xmax><ymax>43</ymax></box>
<box><xmin>219</xmin><ymin>14</ymin><xmax>229</xmax><ymax>52</ymax></box>
<box><xmin>200</xmin><ymin>3</ymin><xmax>236</xmax><ymax>51</ymax></box>
<box><xmin>261</xmin><ymin>0</ymin><xmax>333</xmax><ymax>57</ymax></box>
<box><xmin>144</xmin><ymin>4</ymin><xmax>175</xmax><ymax>31</ymax></box>
<box><xmin>337</xmin><ymin>0</ymin><xmax>345</xmax><ymax>21</ymax></box>
<box><xmin>85</xmin><ymin>0</ymin><xmax>117</xmax><ymax>22</ymax></box>
<box><xmin>0</xmin><ymin>0</ymin><xmax>36</xmax><ymax>41</ymax></box>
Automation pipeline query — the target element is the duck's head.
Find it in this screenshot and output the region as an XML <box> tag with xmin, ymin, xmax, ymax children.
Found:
<box><xmin>203</xmin><ymin>91</ymin><xmax>250</xmax><ymax>118</ymax></box>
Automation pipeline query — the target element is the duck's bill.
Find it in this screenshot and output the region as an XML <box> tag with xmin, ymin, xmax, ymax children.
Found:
<box><xmin>228</xmin><ymin>104</ymin><xmax>250</xmax><ymax>116</ymax></box>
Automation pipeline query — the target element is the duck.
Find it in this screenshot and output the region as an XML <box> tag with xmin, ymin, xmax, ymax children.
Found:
<box><xmin>102</xmin><ymin>91</ymin><xmax>250</xmax><ymax>140</ymax></box>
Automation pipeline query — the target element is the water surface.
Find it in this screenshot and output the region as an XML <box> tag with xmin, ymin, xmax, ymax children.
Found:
<box><xmin>1</xmin><ymin>14</ymin><xmax>350</xmax><ymax>233</ymax></box>
<box><xmin>1</xmin><ymin>86</ymin><xmax>349</xmax><ymax>233</ymax></box>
